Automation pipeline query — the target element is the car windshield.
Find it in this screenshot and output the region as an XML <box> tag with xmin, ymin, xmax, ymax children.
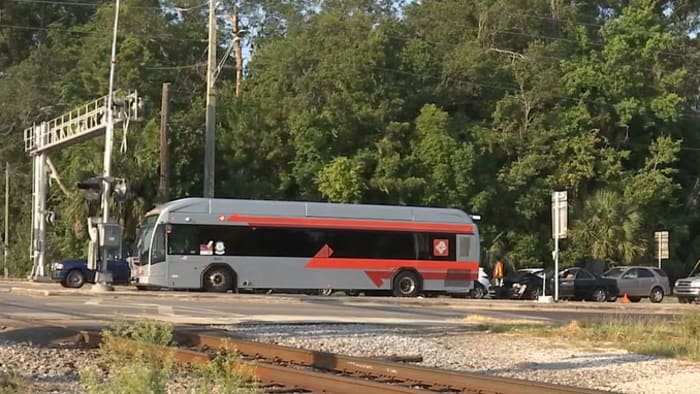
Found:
<box><xmin>135</xmin><ymin>215</ymin><xmax>157</xmax><ymax>265</ymax></box>
<box><xmin>603</xmin><ymin>268</ymin><xmax>625</xmax><ymax>278</ymax></box>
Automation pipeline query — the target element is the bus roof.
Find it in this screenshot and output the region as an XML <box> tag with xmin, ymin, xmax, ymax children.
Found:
<box><xmin>145</xmin><ymin>198</ymin><xmax>476</xmax><ymax>226</ymax></box>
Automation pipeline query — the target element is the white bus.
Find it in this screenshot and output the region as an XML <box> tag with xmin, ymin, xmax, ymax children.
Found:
<box><xmin>132</xmin><ymin>198</ymin><xmax>480</xmax><ymax>297</ymax></box>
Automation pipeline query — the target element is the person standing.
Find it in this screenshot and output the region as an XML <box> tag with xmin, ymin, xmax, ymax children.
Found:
<box><xmin>492</xmin><ymin>259</ymin><xmax>504</xmax><ymax>287</ymax></box>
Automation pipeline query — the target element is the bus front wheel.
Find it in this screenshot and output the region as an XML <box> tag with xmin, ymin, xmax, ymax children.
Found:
<box><xmin>392</xmin><ymin>271</ymin><xmax>421</xmax><ymax>297</ymax></box>
<box><xmin>203</xmin><ymin>267</ymin><xmax>233</xmax><ymax>293</ymax></box>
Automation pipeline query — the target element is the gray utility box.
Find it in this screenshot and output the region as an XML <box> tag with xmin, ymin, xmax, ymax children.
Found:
<box><xmin>98</xmin><ymin>221</ymin><xmax>121</xmax><ymax>248</ymax></box>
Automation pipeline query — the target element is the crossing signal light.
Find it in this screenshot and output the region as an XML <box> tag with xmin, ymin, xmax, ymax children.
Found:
<box><xmin>77</xmin><ymin>178</ymin><xmax>102</xmax><ymax>200</ymax></box>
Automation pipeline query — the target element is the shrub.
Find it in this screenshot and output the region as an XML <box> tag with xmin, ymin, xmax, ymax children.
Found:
<box><xmin>0</xmin><ymin>371</ymin><xmax>25</xmax><ymax>394</ymax></box>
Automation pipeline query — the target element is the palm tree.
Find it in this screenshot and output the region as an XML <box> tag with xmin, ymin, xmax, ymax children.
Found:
<box><xmin>570</xmin><ymin>189</ymin><xmax>645</xmax><ymax>264</ymax></box>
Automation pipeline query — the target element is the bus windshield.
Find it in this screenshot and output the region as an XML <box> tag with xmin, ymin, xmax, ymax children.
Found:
<box><xmin>135</xmin><ymin>215</ymin><xmax>157</xmax><ymax>265</ymax></box>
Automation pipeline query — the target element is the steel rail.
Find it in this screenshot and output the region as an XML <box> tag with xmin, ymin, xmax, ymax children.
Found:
<box><xmin>174</xmin><ymin>330</ymin><xmax>613</xmax><ymax>394</ymax></box>
<box><xmin>89</xmin><ymin>333</ymin><xmax>423</xmax><ymax>393</ymax></box>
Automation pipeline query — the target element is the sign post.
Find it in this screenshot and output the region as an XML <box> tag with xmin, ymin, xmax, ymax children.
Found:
<box><xmin>655</xmin><ymin>231</ymin><xmax>669</xmax><ymax>269</ymax></box>
<box><xmin>552</xmin><ymin>191</ymin><xmax>568</xmax><ymax>302</ymax></box>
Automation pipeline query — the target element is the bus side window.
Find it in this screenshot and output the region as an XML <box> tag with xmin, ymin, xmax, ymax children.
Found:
<box><xmin>456</xmin><ymin>235</ymin><xmax>472</xmax><ymax>261</ymax></box>
<box><xmin>168</xmin><ymin>225</ymin><xmax>201</xmax><ymax>255</ymax></box>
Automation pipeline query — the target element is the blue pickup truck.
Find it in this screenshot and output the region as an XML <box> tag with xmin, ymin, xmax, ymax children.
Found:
<box><xmin>51</xmin><ymin>258</ymin><xmax>131</xmax><ymax>288</ymax></box>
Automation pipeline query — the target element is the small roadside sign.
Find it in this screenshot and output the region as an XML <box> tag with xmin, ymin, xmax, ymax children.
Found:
<box><xmin>655</xmin><ymin>231</ymin><xmax>669</xmax><ymax>263</ymax></box>
<box><xmin>551</xmin><ymin>191</ymin><xmax>568</xmax><ymax>239</ymax></box>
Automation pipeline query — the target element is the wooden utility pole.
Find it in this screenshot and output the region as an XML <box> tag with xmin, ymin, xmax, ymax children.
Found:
<box><xmin>159</xmin><ymin>82</ymin><xmax>170</xmax><ymax>203</ymax></box>
<box><xmin>204</xmin><ymin>0</ymin><xmax>217</xmax><ymax>198</ymax></box>
<box><xmin>233</xmin><ymin>4</ymin><xmax>243</xmax><ymax>97</ymax></box>
<box><xmin>3</xmin><ymin>162</ymin><xmax>8</xmax><ymax>279</ymax></box>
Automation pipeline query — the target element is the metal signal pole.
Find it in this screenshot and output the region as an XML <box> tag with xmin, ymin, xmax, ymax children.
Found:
<box><xmin>95</xmin><ymin>0</ymin><xmax>121</xmax><ymax>290</ymax></box>
<box><xmin>159</xmin><ymin>82</ymin><xmax>170</xmax><ymax>203</ymax></box>
<box><xmin>3</xmin><ymin>162</ymin><xmax>8</xmax><ymax>279</ymax></box>
<box><xmin>204</xmin><ymin>0</ymin><xmax>217</xmax><ymax>198</ymax></box>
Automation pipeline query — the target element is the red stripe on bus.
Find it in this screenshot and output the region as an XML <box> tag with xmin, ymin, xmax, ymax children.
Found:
<box><xmin>312</xmin><ymin>245</ymin><xmax>479</xmax><ymax>288</ymax></box>
<box><xmin>364</xmin><ymin>271</ymin><xmax>477</xmax><ymax>287</ymax></box>
<box><xmin>306</xmin><ymin>256</ymin><xmax>479</xmax><ymax>272</ymax></box>
<box><xmin>227</xmin><ymin>214</ymin><xmax>474</xmax><ymax>234</ymax></box>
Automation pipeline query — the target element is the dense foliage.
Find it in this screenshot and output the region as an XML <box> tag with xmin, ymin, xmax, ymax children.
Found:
<box><xmin>2</xmin><ymin>0</ymin><xmax>700</xmax><ymax>277</ymax></box>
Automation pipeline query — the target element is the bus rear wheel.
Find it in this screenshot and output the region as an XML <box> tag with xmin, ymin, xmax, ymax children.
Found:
<box><xmin>392</xmin><ymin>271</ymin><xmax>421</xmax><ymax>297</ymax></box>
<box><xmin>203</xmin><ymin>267</ymin><xmax>233</xmax><ymax>293</ymax></box>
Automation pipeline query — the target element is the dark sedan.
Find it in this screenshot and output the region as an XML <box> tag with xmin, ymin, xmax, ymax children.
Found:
<box><xmin>495</xmin><ymin>268</ymin><xmax>549</xmax><ymax>300</ymax></box>
<box><xmin>558</xmin><ymin>267</ymin><xmax>619</xmax><ymax>302</ymax></box>
<box><xmin>495</xmin><ymin>267</ymin><xmax>619</xmax><ymax>302</ymax></box>
<box><xmin>51</xmin><ymin>258</ymin><xmax>131</xmax><ymax>288</ymax></box>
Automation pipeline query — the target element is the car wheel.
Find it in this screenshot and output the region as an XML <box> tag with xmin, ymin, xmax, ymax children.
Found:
<box><xmin>591</xmin><ymin>288</ymin><xmax>607</xmax><ymax>302</ymax></box>
<box><xmin>649</xmin><ymin>287</ymin><xmax>664</xmax><ymax>303</ymax></box>
<box><xmin>203</xmin><ymin>267</ymin><xmax>233</xmax><ymax>293</ymax></box>
<box><xmin>470</xmin><ymin>283</ymin><xmax>487</xmax><ymax>299</ymax></box>
<box><xmin>63</xmin><ymin>270</ymin><xmax>85</xmax><ymax>289</ymax></box>
<box><xmin>628</xmin><ymin>296</ymin><xmax>642</xmax><ymax>303</ymax></box>
<box><xmin>526</xmin><ymin>287</ymin><xmax>542</xmax><ymax>300</ymax></box>
<box><xmin>392</xmin><ymin>271</ymin><xmax>420</xmax><ymax>297</ymax></box>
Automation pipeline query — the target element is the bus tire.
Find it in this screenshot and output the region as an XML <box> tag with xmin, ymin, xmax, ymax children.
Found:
<box><xmin>203</xmin><ymin>266</ymin><xmax>235</xmax><ymax>293</ymax></box>
<box><xmin>392</xmin><ymin>270</ymin><xmax>421</xmax><ymax>297</ymax></box>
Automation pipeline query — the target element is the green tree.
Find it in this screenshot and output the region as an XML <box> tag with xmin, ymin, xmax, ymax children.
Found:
<box><xmin>570</xmin><ymin>189</ymin><xmax>644</xmax><ymax>263</ymax></box>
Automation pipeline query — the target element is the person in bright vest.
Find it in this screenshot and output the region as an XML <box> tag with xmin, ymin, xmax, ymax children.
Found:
<box><xmin>492</xmin><ymin>259</ymin><xmax>504</xmax><ymax>287</ymax></box>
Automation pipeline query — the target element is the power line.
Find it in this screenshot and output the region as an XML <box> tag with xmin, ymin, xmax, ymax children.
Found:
<box><xmin>7</xmin><ymin>0</ymin><xmax>101</xmax><ymax>7</ymax></box>
<box><xmin>0</xmin><ymin>23</ymin><xmax>208</xmax><ymax>43</ymax></box>
<box><xmin>399</xmin><ymin>16</ymin><xmax>699</xmax><ymax>62</ymax></box>
<box><xmin>145</xmin><ymin>63</ymin><xmax>205</xmax><ymax>70</ymax></box>
<box><xmin>5</xmin><ymin>0</ymin><xmax>209</xmax><ymax>11</ymax></box>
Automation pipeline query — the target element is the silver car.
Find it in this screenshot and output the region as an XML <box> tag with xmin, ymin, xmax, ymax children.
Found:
<box><xmin>603</xmin><ymin>266</ymin><xmax>671</xmax><ymax>303</ymax></box>
<box><xmin>469</xmin><ymin>267</ymin><xmax>491</xmax><ymax>298</ymax></box>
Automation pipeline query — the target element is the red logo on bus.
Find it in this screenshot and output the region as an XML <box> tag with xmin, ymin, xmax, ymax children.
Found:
<box><xmin>433</xmin><ymin>239</ymin><xmax>448</xmax><ymax>256</ymax></box>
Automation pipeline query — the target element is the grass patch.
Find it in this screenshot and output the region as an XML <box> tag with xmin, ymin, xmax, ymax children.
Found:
<box><xmin>521</xmin><ymin>311</ymin><xmax>700</xmax><ymax>360</ymax></box>
<box><xmin>81</xmin><ymin>320</ymin><xmax>175</xmax><ymax>394</ymax></box>
<box><xmin>459</xmin><ymin>314</ymin><xmax>551</xmax><ymax>331</ymax></box>
<box><xmin>193</xmin><ymin>350</ymin><xmax>259</xmax><ymax>394</ymax></box>
<box><xmin>80</xmin><ymin>320</ymin><xmax>259</xmax><ymax>394</ymax></box>
<box><xmin>0</xmin><ymin>371</ymin><xmax>26</xmax><ymax>394</ymax></box>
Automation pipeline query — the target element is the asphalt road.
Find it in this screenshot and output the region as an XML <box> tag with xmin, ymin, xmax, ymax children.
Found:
<box><xmin>0</xmin><ymin>281</ymin><xmax>687</xmax><ymax>328</ymax></box>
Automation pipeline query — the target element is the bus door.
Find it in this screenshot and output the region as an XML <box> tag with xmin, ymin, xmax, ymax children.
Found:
<box><xmin>148</xmin><ymin>223</ymin><xmax>167</xmax><ymax>283</ymax></box>
<box><xmin>165</xmin><ymin>224</ymin><xmax>208</xmax><ymax>289</ymax></box>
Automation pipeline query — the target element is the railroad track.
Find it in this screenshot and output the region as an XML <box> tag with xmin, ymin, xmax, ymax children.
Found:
<box><xmin>0</xmin><ymin>312</ymin><xmax>611</xmax><ymax>394</ymax></box>
<box><xmin>74</xmin><ymin>328</ymin><xmax>611</xmax><ymax>394</ymax></box>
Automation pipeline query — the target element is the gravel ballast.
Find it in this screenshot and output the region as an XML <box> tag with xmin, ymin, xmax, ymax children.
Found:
<box><xmin>2</xmin><ymin>323</ymin><xmax>700</xmax><ymax>393</ymax></box>
<box><xmin>221</xmin><ymin>323</ymin><xmax>700</xmax><ymax>394</ymax></box>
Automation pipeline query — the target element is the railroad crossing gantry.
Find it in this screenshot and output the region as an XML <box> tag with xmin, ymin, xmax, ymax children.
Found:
<box><xmin>23</xmin><ymin>91</ymin><xmax>142</xmax><ymax>280</ymax></box>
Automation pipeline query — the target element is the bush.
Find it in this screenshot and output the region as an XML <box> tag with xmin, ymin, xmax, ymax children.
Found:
<box><xmin>80</xmin><ymin>319</ymin><xmax>260</xmax><ymax>393</ymax></box>
<box><xmin>0</xmin><ymin>371</ymin><xmax>25</xmax><ymax>394</ymax></box>
<box><xmin>193</xmin><ymin>350</ymin><xmax>260</xmax><ymax>394</ymax></box>
<box><xmin>80</xmin><ymin>320</ymin><xmax>175</xmax><ymax>394</ymax></box>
